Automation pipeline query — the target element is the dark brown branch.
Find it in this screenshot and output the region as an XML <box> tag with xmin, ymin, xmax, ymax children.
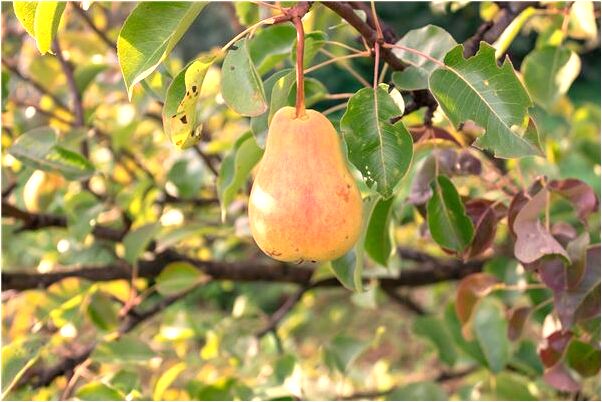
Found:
<box><xmin>256</xmin><ymin>286</ymin><xmax>310</xmax><ymax>337</ymax></box>
<box><xmin>382</xmin><ymin>287</ymin><xmax>427</xmax><ymax>315</ymax></box>
<box><xmin>2</xmin><ymin>201</ymin><xmax>126</xmax><ymax>242</ymax></box>
<box><xmin>71</xmin><ymin>2</ymin><xmax>116</xmax><ymax>50</ymax></box>
<box><xmin>53</xmin><ymin>39</ymin><xmax>85</xmax><ymax>129</ymax></box>
<box><xmin>29</xmin><ymin>286</ymin><xmax>196</xmax><ymax>388</ymax></box>
<box><xmin>193</xmin><ymin>146</ymin><xmax>220</xmax><ymax>177</ymax></box>
<box><xmin>463</xmin><ymin>2</ymin><xmax>537</xmax><ymax>57</ymax></box>
<box><xmin>341</xmin><ymin>366</ymin><xmax>477</xmax><ymax>400</ymax></box>
<box><xmin>322</xmin><ymin>2</ymin><xmax>405</xmax><ymax>71</ymax></box>
<box><xmin>2</xmin><ymin>248</ymin><xmax>484</xmax><ymax>292</ymax></box>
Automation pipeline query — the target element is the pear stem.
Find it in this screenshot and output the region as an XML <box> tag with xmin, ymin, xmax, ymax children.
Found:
<box><xmin>293</xmin><ymin>15</ymin><xmax>306</xmax><ymax>119</ymax></box>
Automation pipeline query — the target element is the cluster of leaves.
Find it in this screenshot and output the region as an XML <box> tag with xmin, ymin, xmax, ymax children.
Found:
<box><xmin>1</xmin><ymin>1</ymin><xmax>600</xmax><ymax>400</ymax></box>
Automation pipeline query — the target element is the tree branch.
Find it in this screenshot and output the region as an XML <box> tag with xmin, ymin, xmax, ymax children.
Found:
<box><xmin>27</xmin><ymin>286</ymin><xmax>197</xmax><ymax>388</ymax></box>
<box><xmin>2</xmin><ymin>201</ymin><xmax>126</xmax><ymax>242</ymax></box>
<box><xmin>2</xmin><ymin>247</ymin><xmax>484</xmax><ymax>292</ymax></box>
<box><xmin>382</xmin><ymin>287</ymin><xmax>427</xmax><ymax>315</ymax></box>
<box><xmin>71</xmin><ymin>2</ymin><xmax>116</xmax><ymax>50</ymax></box>
<box><xmin>255</xmin><ymin>286</ymin><xmax>310</xmax><ymax>337</ymax></box>
<box><xmin>1</xmin><ymin>59</ymin><xmax>71</xmax><ymax>113</ymax></box>
<box><xmin>463</xmin><ymin>2</ymin><xmax>537</xmax><ymax>57</ymax></box>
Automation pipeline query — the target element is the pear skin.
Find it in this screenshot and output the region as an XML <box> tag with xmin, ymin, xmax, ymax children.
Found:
<box><xmin>248</xmin><ymin>106</ymin><xmax>363</xmax><ymax>262</ymax></box>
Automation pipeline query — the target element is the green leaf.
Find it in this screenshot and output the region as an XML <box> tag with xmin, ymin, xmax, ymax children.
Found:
<box><xmin>64</xmin><ymin>192</ymin><xmax>104</xmax><ymax>241</ymax></box>
<box><xmin>284</xmin><ymin>77</ymin><xmax>328</xmax><ymax>109</ymax></box>
<box><xmin>566</xmin><ymin>340</ymin><xmax>600</xmax><ymax>377</ymax></box>
<box><xmin>443</xmin><ymin>303</ymin><xmax>488</xmax><ymax>367</ymax></box>
<box><xmin>122</xmin><ymin>222</ymin><xmax>160</xmax><ymax>264</ymax></box>
<box><xmin>473</xmin><ymin>298</ymin><xmax>509</xmax><ymax>373</ymax></box>
<box><xmin>93</xmin><ymin>336</ymin><xmax>155</xmax><ymax>363</ymax></box>
<box><xmin>8</xmin><ymin>127</ymin><xmax>94</xmax><ymax>180</ymax></box>
<box><xmin>427</xmin><ymin>175</ymin><xmax>474</xmax><ymax>253</ymax></box>
<box><xmin>13</xmin><ymin>2</ymin><xmax>37</xmax><ymax>38</ymax></box>
<box><xmin>268</xmin><ymin>70</ymin><xmax>296</xmax><ymax>123</ymax></box>
<box><xmin>413</xmin><ymin>316</ymin><xmax>457</xmax><ymax>367</ymax></box>
<box><xmin>110</xmin><ymin>369</ymin><xmax>140</xmax><ymax>394</ymax></box>
<box><xmin>221</xmin><ymin>38</ymin><xmax>267</xmax><ymax>116</ymax></box>
<box><xmin>167</xmin><ymin>157</ymin><xmax>204</xmax><ymax>199</ymax></box>
<box><xmin>274</xmin><ymin>354</ymin><xmax>296</xmax><ymax>383</ymax></box>
<box><xmin>156</xmin><ymin>262</ymin><xmax>206</xmax><ymax>296</ymax></box>
<box><xmin>33</xmin><ymin>2</ymin><xmax>66</xmax><ymax>55</ymax></box>
<box><xmin>162</xmin><ymin>56</ymin><xmax>215</xmax><ymax>149</ymax></box>
<box><xmin>74</xmin><ymin>63</ymin><xmax>108</xmax><ymax>95</ymax></box>
<box><xmin>341</xmin><ymin>87</ymin><xmax>413</xmax><ymax>198</ymax></box>
<box><xmin>329</xmin><ymin>194</ymin><xmax>380</xmax><ymax>291</ymax></box>
<box><xmin>364</xmin><ymin>196</ymin><xmax>395</xmax><ymax>266</ymax></box>
<box><xmin>388</xmin><ymin>381</ymin><xmax>447</xmax><ymax>401</ymax></box>
<box><xmin>1</xmin><ymin>69</ymin><xmax>9</xmax><ymax>112</ymax></box>
<box><xmin>323</xmin><ymin>335</ymin><xmax>368</xmax><ymax>373</ymax></box>
<box><xmin>1</xmin><ymin>336</ymin><xmax>44</xmax><ymax>399</ymax></box>
<box><xmin>117</xmin><ymin>2</ymin><xmax>207</xmax><ymax>99</ymax></box>
<box><xmin>249</xmin><ymin>24</ymin><xmax>296</xmax><ymax>75</ymax></box>
<box><xmin>521</xmin><ymin>46</ymin><xmax>581</xmax><ymax>110</ymax></box>
<box><xmin>153</xmin><ymin>362</ymin><xmax>186</xmax><ymax>400</ymax></box>
<box><xmin>76</xmin><ymin>381</ymin><xmax>124</xmax><ymax>401</ymax></box>
<box><xmin>217</xmin><ymin>131</ymin><xmax>263</xmax><ymax>220</ymax></box>
<box><xmin>391</xmin><ymin>25</ymin><xmax>457</xmax><ymax>90</ymax></box>
<box><xmin>250</xmin><ymin>69</ymin><xmax>292</xmax><ymax>148</ymax></box>
<box><xmin>392</xmin><ymin>68</ymin><xmax>429</xmax><ymax>91</ymax></box>
<box><xmin>86</xmin><ymin>289</ymin><xmax>119</xmax><ymax>331</ymax></box>
<box><xmin>292</xmin><ymin>31</ymin><xmax>328</xmax><ymax>68</ymax></box>
<box><xmin>234</xmin><ymin>2</ymin><xmax>259</xmax><ymax>26</ymax></box>
<box><xmin>493</xmin><ymin>371</ymin><xmax>538</xmax><ymax>400</ymax></box>
<box><xmin>429</xmin><ymin>43</ymin><xmax>542</xmax><ymax>158</ymax></box>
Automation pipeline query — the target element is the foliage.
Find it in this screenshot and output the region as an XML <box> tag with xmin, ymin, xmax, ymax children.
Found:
<box><xmin>1</xmin><ymin>1</ymin><xmax>600</xmax><ymax>401</ymax></box>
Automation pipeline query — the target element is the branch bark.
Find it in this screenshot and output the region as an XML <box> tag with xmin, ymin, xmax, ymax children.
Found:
<box><xmin>2</xmin><ymin>247</ymin><xmax>484</xmax><ymax>292</ymax></box>
<box><xmin>2</xmin><ymin>201</ymin><xmax>127</xmax><ymax>242</ymax></box>
<box><xmin>463</xmin><ymin>2</ymin><xmax>537</xmax><ymax>57</ymax></box>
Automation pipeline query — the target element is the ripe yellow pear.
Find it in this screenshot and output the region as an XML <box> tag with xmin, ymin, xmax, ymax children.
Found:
<box><xmin>248</xmin><ymin>106</ymin><xmax>363</xmax><ymax>262</ymax></box>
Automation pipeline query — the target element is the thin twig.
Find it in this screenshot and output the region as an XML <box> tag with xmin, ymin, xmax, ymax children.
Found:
<box><xmin>256</xmin><ymin>286</ymin><xmax>309</xmax><ymax>337</ymax></box>
<box><xmin>1</xmin><ymin>59</ymin><xmax>71</xmax><ymax>113</ymax></box>
<box><xmin>304</xmin><ymin>52</ymin><xmax>369</xmax><ymax>74</ymax></box>
<box><xmin>71</xmin><ymin>2</ymin><xmax>116</xmax><ymax>50</ymax></box>
<box><xmin>318</xmin><ymin>48</ymin><xmax>371</xmax><ymax>87</ymax></box>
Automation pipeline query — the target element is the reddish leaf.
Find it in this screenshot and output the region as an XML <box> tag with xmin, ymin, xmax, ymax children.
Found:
<box><xmin>508</xmin><ymin>306</ymin><xmax>530</xmax><ymax>341</ymax></box>
<box><xmin>463</xmin><ymin>199</ymin><xmax>506</xmax><ymax>259</ymax></box>
<box><xmin>508</xmin><ymin>180</ymin><xmax>546</xmax><ymax>238</ymax></box>
<box><xmin>538</xmin><ymin>257</ymin><xmax>567</xmax><ymax>293</ymax></box>
<box><xmin>555</xmin><ymin>245</ymin><xmax>601</xmax><ymax>329</ymax></box>
<box><xmin>409</xmin><ymin>125</ymin><xmax>461</xmax><ymax>145</ymax></box>
<box><xmin>456</xmin><ymin>150</ymin><xmax>482</xmax><ymax>175</ymax></box>
<box><xmin>543</xmin><ymin>362</ymin><xmax>581</xmax><ymax>392</ymax></box>
<box><xmin>408</xmin><ymin>149</ymin><xmax>482</xmax><ymax>206</ymax></box>
<box><xmin>539</xmin><ymin>330</ymin><xmax>572</xmax><ymax>368</ymax></box>
<box><xmin>512</xmin><ymin>188</ymin><xmax>569</xmax><ymax>264</ymax></box>
<box><xmin>548</xmin><ymin>179</ymin><xmax>599</xmax><ymax>223</ymax></box>
<box><xmin>550</xmin><ymin>222</ymin><xmax>577</xmax><ymax>247</ymax></box>
<box><xmin>455</xmin><ymin>273</ymin><xmax>499</xmax><ymax>339</ymax></box>
<box><xmin>565</xmin><ymin>233</ymin><xmax>590</xmax><ymax>289</ymax></box>
<box><xmin>508</xmin><ymin>191</ymin><xmax>529</xmax><ymax>238</ymax></box>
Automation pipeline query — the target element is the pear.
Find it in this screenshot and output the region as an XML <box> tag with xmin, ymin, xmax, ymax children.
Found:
<box><xmin>248</xmin><ymin>106</ymin><xmax>362</xmax><ymax>262</ymax></box>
